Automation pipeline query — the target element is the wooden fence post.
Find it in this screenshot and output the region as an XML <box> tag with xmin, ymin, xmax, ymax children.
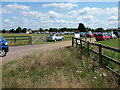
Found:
<box><xmin>99</xmin><ymin>44</ymin><xmax>102</xmax><ymax>63</ymax></box>
<box><xmin>72</xmin><ymin>37</ymin><xmax>74</xmax><ymax>46</ymax></box>
<box><xmin>90</xmin><ymin>37</ymin><xmax>91</xmax><ymax>42</ymax></box>
<box><xmin>80</xmin><ymin>39</ymin><xmax>82</xmax><ymax>52</ymax></box>
<box><xmin>29</xmin><ymin>36</ymin><xmax>32</xmax><ymax>44</ymax></box>
<box><xmin>87</xmin><ymin>41</ymin><xmax>89</xmax><ymax>56</ymax></box>
<box><xmin>76</xmin><ymin>38</ymin><xmax>77</xmax><ymax>47</ymax></box>
<box><xmin>14</xmin><ymin>36</ymin><xmax>16</xmax><ymax>43</ymax></box>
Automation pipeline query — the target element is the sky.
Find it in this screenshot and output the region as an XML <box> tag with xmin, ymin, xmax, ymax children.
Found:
<box><xmin>1</xmin><ymin>1</ymin><xmax>119</xmax><ymax>30</ymax></box>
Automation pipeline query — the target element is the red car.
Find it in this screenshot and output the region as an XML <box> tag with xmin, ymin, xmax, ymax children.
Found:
<box><xmin>87</xmin><ymin>33</ymin><xmax>94</xmax><ymax>37</ymax></box>
<box><xmin>95</xmin><ymin>33</ymin><xmax>110</xmax><ymax>41</ymax></box>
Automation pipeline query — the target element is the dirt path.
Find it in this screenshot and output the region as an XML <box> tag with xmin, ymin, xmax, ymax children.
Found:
<box><xmin>2</xmin><ymin>40</ymin><xmax>72</xmax><ymax>65</ymax></box>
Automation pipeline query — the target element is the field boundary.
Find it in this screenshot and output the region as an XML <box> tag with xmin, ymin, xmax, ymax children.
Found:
<box><xmin>4</xmin><ymin>36</ymin><xmax>32</xmax><ymax>44</ymax></box>
<box><xmin>72</xmin><ymin>37</ymin><xmax>120</xmax><ymax>76</ymax></box>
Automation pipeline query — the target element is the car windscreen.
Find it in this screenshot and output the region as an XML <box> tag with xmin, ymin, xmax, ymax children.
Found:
<box><xmin>103</xmin><ymin>33</ymin><xmax>108</xmax><ymax>36</ymax></box>
<box><xmin>56</xmin><ymin>34</ymin><xmax>60</xmax><ymax>36</ymax></box>
<box><xmin>97</xmin><ymin>34</ymin><xmax>103</xmax><ymax>36</ymax></box>
<box><xmin>49</xmin><ymin>34</ymin><xmax>54</xmax><ymax>36</ymax></box>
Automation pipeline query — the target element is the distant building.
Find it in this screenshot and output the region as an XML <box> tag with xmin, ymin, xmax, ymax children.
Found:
<box><xmin>26</xmin><ymin>29</ymin><xmax>32</xmax><ymax>34</ymax></box>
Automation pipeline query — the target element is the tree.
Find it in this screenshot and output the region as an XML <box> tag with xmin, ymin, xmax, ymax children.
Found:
<box><xmin>39</xmin><ymin>28</ymin><xmax>43</xmax><ymax>32</ymax></box>
<box><xmin>59</xmin><ymin>27</ymin><xmax>67</xmax><ymax>32</ymax></box>
<box><xmin>9</xmin><ymin>28</ymin><xmax>15</xmax><ymax>33</ymax></box>
<box><xmin>78</xmin><ymin>23</ymin><xmax>85</xmax><ymax>32</ymax></box>
<box><xmin>15</xmin><ymin>27</ymin><xmax>22</xmax><ymax>33</ymax></box>
<box><xmin>2</xmin><ymin>29</ymin><xmax>7</xmax><ymax>33</ymax></box>
<box><xmin>95</xmin><ymin>28</ymin><xmax>104</xmax><ymax>32</ymax></box>
<box><xmin>22</xmin><ymin>28</ymin><xmax>27</xmax><ymax>33</ymax></box>
<box><xmin>85</xmin><ymin>27</ymin><xmax>93</xmax><ymax>32</ymax></box>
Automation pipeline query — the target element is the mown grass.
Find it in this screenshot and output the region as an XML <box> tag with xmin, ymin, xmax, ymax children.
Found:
<box><xmin>2</xmin><ymin>47</ymin><xmax>119</xmax><ymax>88</ymax></box>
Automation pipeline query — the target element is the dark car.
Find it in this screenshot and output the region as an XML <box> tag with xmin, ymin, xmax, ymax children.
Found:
<box><xmin>0</xmin><ymin>37</ymin><xmax>9</xmax><ymax>57</ymax></box>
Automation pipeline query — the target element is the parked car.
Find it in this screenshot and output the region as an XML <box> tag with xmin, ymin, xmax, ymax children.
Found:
<box><xmin>0</xmin><ymin>37</ymin><xmax>9</xmax><ymax>57</ymax></box>
<box><xmin>113</xmin><ymin>31</ymin><xmax>120</xmax><ymax>38</ymax></box>
<box><xmin>108</xmin><ymin>32</ymin><xmax>117</xmax><ymax>39</ymax></box>
<box><xmin>95</xmin><ymin>33</ymin><xmax>110</xmax><ymax>41</ymax></box>
<box><xmin>46</xmin><ymin>34</ymin><xmax>64</xmax><ymax>41</ymax></box>
<box><xmin>80</xmin><ymin>32</ymin><xmax>87</xmax><ymax>37</ymax></box>
<box><xmin>87</xmin><ymin>31</ymin><xmax>94</xmax><ymax>37</ymax></box>
<box><xmin>87</xmin><ymin>33</ymin><xmax>94</xmax><ymax>37</ymax></box>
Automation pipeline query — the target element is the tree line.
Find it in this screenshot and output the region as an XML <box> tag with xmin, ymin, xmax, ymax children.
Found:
<box><xmin>0</xmin><ymin>24</ymin><xmax>119</xmax><ymax>33</ymax></box>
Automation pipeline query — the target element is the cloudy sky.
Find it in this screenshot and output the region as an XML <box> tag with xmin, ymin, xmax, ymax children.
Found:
<box><xmin>1</xmin><ymin>1</ymin><xmax>118</xmax><ymax>30</ymax></box>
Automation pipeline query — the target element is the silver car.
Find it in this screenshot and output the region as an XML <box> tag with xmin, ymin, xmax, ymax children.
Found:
<box><xmin>46</xmin><ymin>34</ymin><xmax>64</xmax><ymax>41</ymax></box>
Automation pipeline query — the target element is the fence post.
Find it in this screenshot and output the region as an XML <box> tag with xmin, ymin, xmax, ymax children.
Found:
<box><xmin>99</xmin><ymin>44</ymin><xmax>102</xmax><ymax>63</ymax></box>
<box><xmin>75</xmin><ymin>38</ymin><xmax>77</xmax><ymax>47</ymax></box>
<box><xmin>14</xmin><ymin>36</ymin><xmax>16</xmax><ymax>43</ymax></box>
<box><xmin>87</xmin><ymin>41</ymin><xmax>89</xmax><ymax>56</ymax></box>
<box><xmin>72</xmin><ymin>37</ymin><xmax>74</xmax><ymax>46</ymax></box>
<box><xmin>29</xmin><ymin>36</ymin><xmax>32</xmax><ymax>44</ymax></box>
<box><xmin>90</xmin><ymin>37</ymin><xmax>91</xmax><ymax>42</ymax></box>
<box><xmin>80</xmin><ymin>39</ymin><xmax>82</xmax><ymax>52</ymax></box>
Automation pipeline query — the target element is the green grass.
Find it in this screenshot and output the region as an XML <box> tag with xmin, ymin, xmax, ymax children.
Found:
<box><xmin>80</xmin><ymin>38</ymin><xmax>120</xmax><ymax>75</ymax></box>
<box><xmin>97</xmin><ymin>38</ymin><xmax>120</xmax><ymax>61</ymax></box>
<box><xmin>98</xmin><ymin>38</ymin><xmax>119</xmax><ymax>49</ymax></box>
<box><xmin>2</xmin><ymin>47</ymin><xmax>119</xmax><ymax>88</ymax></box>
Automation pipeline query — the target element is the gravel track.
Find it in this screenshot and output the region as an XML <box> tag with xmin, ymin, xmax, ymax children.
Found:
<box><xmin>2</xmin><ymin>40</ymin><xmax>71</xmax><ymax>65</ymax></box>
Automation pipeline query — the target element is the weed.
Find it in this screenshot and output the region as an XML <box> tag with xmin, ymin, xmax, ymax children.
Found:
<box><xmin>2</xmin><ymin>47</ymin><xmax>119</xmax><ymax>88</ymax></box>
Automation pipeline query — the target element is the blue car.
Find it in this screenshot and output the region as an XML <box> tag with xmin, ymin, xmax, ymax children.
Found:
<box><xmin>0</xmin><ymin>37</ymin><xmax>9</xmax><ymax>57</ymax></box>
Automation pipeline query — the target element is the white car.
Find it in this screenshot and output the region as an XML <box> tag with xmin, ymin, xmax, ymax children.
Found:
<box><xmin>110</xmin><ymin>33</ymin><xmax>117</xmax><ymax>39</ymax></box>
<box><xmin>108</xmin><ymin>32</ymin><xmax>117</xmax><ymax>39</ymax></box>
<box><xmin>46</xmin><ymin>34</ymin><xmax>64</xmax><ymax>41</ymax></box>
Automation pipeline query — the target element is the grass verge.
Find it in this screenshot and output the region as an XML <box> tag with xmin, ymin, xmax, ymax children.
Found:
<box><xmin>2</xmin><ymin>46</ymin><xmax>120</xmax><ymax>88</ymax></box>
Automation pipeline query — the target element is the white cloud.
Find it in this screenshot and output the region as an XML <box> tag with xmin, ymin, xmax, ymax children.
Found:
<box><xmin>2</xmin><ymin>4</ymin><xmax>118</xmax><ymax>29</ymax></box>
<box><xmin>42</xmin><ymin>3</ymin><xmax>78</xmax><ymax>10</ymax></box>
<box><xmin>4</xmin><ymin>19</ymin><xmax>10</xmax><ymax>23</ymax></box>
<box><xmin>48</xmin><ymin>11</ymin><xmax>62</xmax><ymax>19</ymax></box>
<box><xmin>68</xmin><ymin>7</ymin><xmax>118</xmax><ymax>16</ymax></box>
<box><xmin>5</xmin><ymin>3</ymin><xmax>30</xmax><ymax>10</ymax></box>
<box><xmin>108</xmin><ymin>16</ymin><xmax>118</xmax><ymax>21</ymax></box>
<box><xmin>2</xmin><ymin>3</ymin><xmax>30</xmax><ymax>14</ymax></box>
<box><xmin>12</xmin><ymin>17</ymin><xmax>18</xmax><ymax>20</ymax></box>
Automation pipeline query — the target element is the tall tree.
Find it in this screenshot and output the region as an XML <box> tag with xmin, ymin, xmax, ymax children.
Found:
<box><xmin>39</xmin><ymin>28</ymin><xmax>43</xmax><ymax>32</ymax></box>
<box><xmin>78</xmin><ymin>23</ymin><xmax>85</xmax><ymax>32</ymax></box>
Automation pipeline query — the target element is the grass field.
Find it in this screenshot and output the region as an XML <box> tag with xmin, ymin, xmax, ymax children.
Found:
<box><xmin>98</xmin><ymin>38</ymin><xmax>119</xmax><ymax>49</ymax></box>
<box><xmin>2</xmin><ymin>47</ymin><xmax>119</xmax><ymax>88</ymax></box>
<box><xmin>89</xmin><ymin>38</ymin><xmax>120</xmax><ymax>60</ymax></box>
<box><xmin>97</xmin><ymin>38</ymin><xmax>120</xmax><ymax>61</ymax></box>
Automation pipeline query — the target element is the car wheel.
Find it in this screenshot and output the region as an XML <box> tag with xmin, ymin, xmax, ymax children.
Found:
<box><xmin>104</xmin><ymin>38</ymin><xmax>107</xmax><ymax>40</ymax></box>
<box><xmin>61</xmin><ymin>38</ymin><xmax>64</xmax><ymax>41</ymax></box>
<box><xmin>54</xmin><ymin>39</ymin><xmax>57</xmax><ymax>42</ymax></box>
<box><xmin>0</xmin><ymin>49</ymin><xmax>6</xmax><ymax>57</ymax></box>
